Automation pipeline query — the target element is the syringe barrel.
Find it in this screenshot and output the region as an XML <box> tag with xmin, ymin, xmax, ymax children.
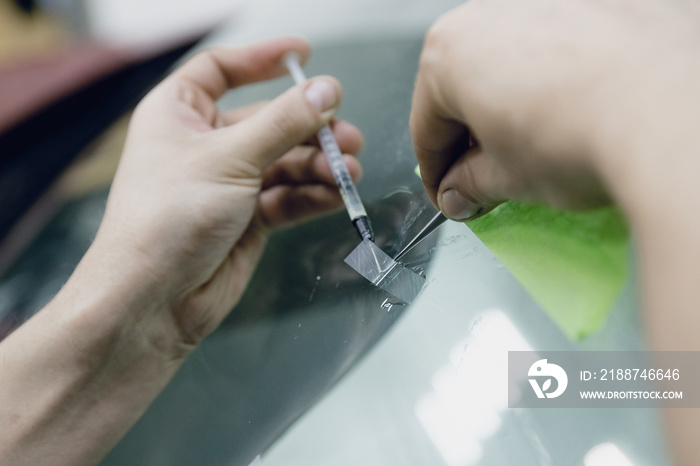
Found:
<box><xmin>284</xmin><ymin>52</ymin><xmax>371</xmax><ymax>232</ymax></box>
<box><xmin>317</xmin><ymin>125</ymin><xmax>367</xmax><ymax>220</ymax></box>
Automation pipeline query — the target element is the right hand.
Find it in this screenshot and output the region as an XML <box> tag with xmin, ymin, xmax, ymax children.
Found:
<box><xmin>409</xmin><ymin>4</ymin><xmax>700</xmax><ymax>464</ymax></box>
<box><xmin>410</xmin><ymin>0</ymin><xmax>700</xmax><ymax>221</ymax></box>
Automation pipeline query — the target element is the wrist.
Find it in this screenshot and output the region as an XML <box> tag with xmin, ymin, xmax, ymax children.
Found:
<box><xmin>0</xmin><ymin>242</ymin><xmax>189</xmax><ymax>465</ymax></box>
<box><xmin>60</xmin><ymin>237</ymin><xmax>194</xmax><ymax>369</ymax></box>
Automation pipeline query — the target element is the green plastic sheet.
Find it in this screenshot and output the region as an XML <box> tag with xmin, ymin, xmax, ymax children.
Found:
<box><xmin>467</xmin><ymin>202</ymin><xmax>629</xmax><ymax>341</ymax></box>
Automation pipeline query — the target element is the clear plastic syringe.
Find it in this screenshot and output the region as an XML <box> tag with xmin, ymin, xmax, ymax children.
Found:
<box><xmin>284</xmin><ymin>52</ymin><xmax>374</xmax><ymax>242</ymax></box>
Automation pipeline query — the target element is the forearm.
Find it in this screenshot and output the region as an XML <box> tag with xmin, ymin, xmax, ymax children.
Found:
<box><xmin>0</xmin><ymin>241</ymin><xmax>187</xmax><ymax>466</ymax></box>
<box><xmin>597</xmin><ymin>134</ymin><xmax>700</xmax><ymax>350</ymax></box>
<box><xmin>598</xmin><ymin>140</ymin><xmax>700</xmax><ymax>465</ymax></box>
<box><xmin>634</xmin><ymin>198</ymin><xmax>700</xmax><ymax>466</ymax></box>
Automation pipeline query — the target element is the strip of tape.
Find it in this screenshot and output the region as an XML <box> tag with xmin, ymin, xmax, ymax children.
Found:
<box><xmin>344</xmin><ymin>239</ymin><xmax>426</xmax><ymax>304</ymax></box>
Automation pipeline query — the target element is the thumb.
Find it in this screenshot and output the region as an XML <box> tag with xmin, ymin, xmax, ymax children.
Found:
<box><xmin>220</xmin><ymin>76</ymin><xmax>343</xmax><ymax>173</ymax></box>
<box><xmin>437</xmin><ymin>148</ymin><xmax>506</xmax><ymax>221</ymax></box>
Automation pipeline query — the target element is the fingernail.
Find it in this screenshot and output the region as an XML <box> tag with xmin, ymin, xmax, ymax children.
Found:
<box><xmin>440</xmin><ymin>189</ymin><xmax>481</xmax><ymax>221</ymax></box>
<box><xmin>305</xmin><ymin>80</ymin><xmax>338</xmax><ymax>112</ymax></box>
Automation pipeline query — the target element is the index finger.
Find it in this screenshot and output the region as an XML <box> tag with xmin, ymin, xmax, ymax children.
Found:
<box><xmin>409</xmin><ymin>56</ymin><xmax>470</xmax><ymax>208</ymax></box>
<box><xmin>169</xmin><ymin>37</ymin><xmax>311</xmax><ymax>101</ymax></box>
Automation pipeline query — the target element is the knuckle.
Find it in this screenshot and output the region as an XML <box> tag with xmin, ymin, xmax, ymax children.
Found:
<box><xmin>423</xmin><ymin>7</ymin><xmax>461</xmax><ymax>55</ymax></box>
<box><xmin>419</xmin><ymin>19</ymin><xmax>457</xmax><ymax>82</ymax></box>
<box><xmin>422</xmin><ymin>3</ymin><xmax>481</xmax><ymax>67</ymax></box>
<box><xmin>183</xmin><ymin>50</ymin><xmax>215</xmax><ymax>75</ymax></box>
<box><xmin>194</xmin><ymin>48</ymin><xmax>219</xmax><ymax>67</ymax></box>
<box><xmin>421</xmin><ymin>25</ymin><xmax>447</xmax><ymax>69</ymax></box>
<box><xmin>178</xmin><ymin>47</ymin><xmax>233</xmax><ymax>89</ymax></box>
<box><xmin>424</xmin><ymin>16</ymin><xmax>448</xmax><ymax>51</ymax></box>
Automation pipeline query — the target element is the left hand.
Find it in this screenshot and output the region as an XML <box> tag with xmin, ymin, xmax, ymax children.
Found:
<box><xmin>0</xmin><ymin>39</ymin><xmax>364</xmax><ymax>466</ymax></box>
<box><xmin>86</xmin><ymin>37</ymin><xmax>363</xmax><ymax>354</ymax></box>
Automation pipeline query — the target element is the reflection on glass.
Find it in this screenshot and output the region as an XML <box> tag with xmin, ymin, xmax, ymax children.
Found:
<box><xmin>584</xmin><ymin>443</ymin><xmax>634</xmax><ymax>466</ymax></box>
<box><xmin>415</xmin><ymin>309</ymin><xmax>533</xmax><ymax>465</ymax></box>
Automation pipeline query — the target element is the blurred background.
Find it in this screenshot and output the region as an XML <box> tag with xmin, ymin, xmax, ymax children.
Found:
<box><xmin>0</xmin><ymin>0</ymin><xmax>246</xmax><ymax>282</ymax></box>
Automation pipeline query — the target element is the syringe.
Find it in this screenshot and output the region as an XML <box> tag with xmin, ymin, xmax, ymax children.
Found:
<box><xmin>284</xmin><ymin>52</ymin><xmax>374</xmax><ymax>242</ymax></box>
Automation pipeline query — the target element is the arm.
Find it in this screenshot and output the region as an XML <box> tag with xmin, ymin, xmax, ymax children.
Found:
<box><xmin>410</xmin><ymin>1</ymin><xmax>700</xmax><ymax>463</ymax></box>
<box><xmin>0</xmin><ymin>37</ymin><xmax>364</xmax><ymax>465</ymax></box>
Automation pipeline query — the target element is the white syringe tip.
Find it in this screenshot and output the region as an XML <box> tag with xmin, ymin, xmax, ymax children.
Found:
<box><xmin>284</xmin><ymin>52</ymin><xmax>307</xmax><ymax>85</ymax></box>
<box><xmin>284</xmin><ymin>51</ymin><xmax>300</xmax><ymax>64</ymax></box>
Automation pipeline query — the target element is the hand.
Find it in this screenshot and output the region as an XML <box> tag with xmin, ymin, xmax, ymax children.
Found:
<box><xmin>0</xmin><ymin>38</ymin><xmax>365</xmax><ymax>466</ymax></box>
<box><xmin>410</xmin><ymin>3</ymin><xmax>700</xmax><ymax>464</ymax></box>
<box><xmin>89</xmin><ymin>37</ymin><xmax>363</xmax><ymax>352</ymax></box>
<box><xmin>410</xmin><ymin>0</ymin><xmax>700</xmax><ymax>221</ymax></box>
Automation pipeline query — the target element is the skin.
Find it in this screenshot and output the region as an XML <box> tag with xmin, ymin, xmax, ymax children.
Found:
<box><xmin>410</xmin><ymin>0</ymin><xmax>700</xmax><ymax>463</ymax></box>
<box><xmin>0</xmin><ymin>37</ymin><xmax>364</xmax><ymax>465</ymax></box>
